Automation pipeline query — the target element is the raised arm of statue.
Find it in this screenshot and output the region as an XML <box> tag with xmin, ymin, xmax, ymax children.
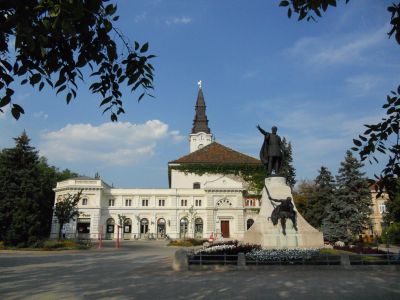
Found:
<box><xmin>257</xmin><ymin>125</ymin><xmax>268</xmax><ymax>136</ymax></box>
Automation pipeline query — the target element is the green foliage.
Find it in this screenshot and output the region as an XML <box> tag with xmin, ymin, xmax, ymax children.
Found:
<box><xmin>170</xmin><ymin>163</ymin><xmax>265</xmax><ymax>193</ymax></box>
<box><xmin>304</xmin><ymin>166</ymin><xmax>336</xmax><ymax>229</ymax></box>
<box><xmin>54</xmin><ymin>191</ymin><xmax>82</xmax><ymax>239</ymax></box>
<box><xmin>0</xmin><ymin>132</ymin><xmax>45</xmax><ymax>246</ymax></box>
<box><xmin>0</xmin><ymin>0</ymin><xmax>154</xmax><ymax>121</ymax></box>
<box><xmin>385</xmin><ymin>181</ymin><xmax>400</xmax><ymax>224</ymax></box>
<box><xmin>280</xmin><ymin>137</ymin><xmax>296</xmax><ymax>188</ymax></box>
<box><xmin>279</xmin><ymin>0</ymin><xmax>350</xmax><ymax>22</ymax></box>
<box><xmin>0</xmin><ymin>132</ymin><xmax>79</xmax><ymax>247</ymax></box>
<box><xmin>352</xmin><ymin>87</ymin><xmax>400</xmax><ymax>184</ymax></box>
<box><xmin>381</xmin><ymin>222</ymin><xmax>400</xmax><ymax>245</ymax></box>
<box><xmin>322</xmin><ymin>151</ymin><xmax>372</xmax><ymax>244</ymax></box>
<box><xmin>292</xmin><ymin>180</ymin><xmax>315</xmax><ymax>217</ymax></box>
<box><xmin>168</xmin><ymin>238</ymin><xmax>207</xmax><ymax>247</ymax></box>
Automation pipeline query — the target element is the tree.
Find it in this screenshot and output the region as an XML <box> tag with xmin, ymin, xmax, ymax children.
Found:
<box><xmin>382</xmin><ymin>179</ymin><xmax>400</xmax><ymax>224</ymax></box>
<box><xmin>0</xmin><ymin>0</ymin><xmax>154</xmax><ymax>121</ymax></box>
<box><xmin>292</xmin><ymin>179</ymin><xmax>315</xmax><ymax>218</ymax></box>
<box><xmin>0</xmin><ymin>131</ymin><xmax>45</xmax><ymax>246</ymax></box>
<box><xmin>304</xmin><ymin>166</ymin><xmax>336</xmax><ymax>229</ymax></box>
<box><xmin>54</xmin><ymin>190</ymin><xmax>82</xmax><ymax>240</ymax></box>
<box><xmin>280</xmin><ymin>137</ymin><xmax>296</xmax><ymax>188</ymax></box>
<box><xmin>0</xmin><ymin>132</ymin><xmax>79</xmax><ymax>245</ymax></box>
<box><xmin>322</xmin><ymin>151</ymin><xmax>372</xmax><ymax>243</ymax></box>
<box><xmin>37</xmin><ymin>156</ymin><xmax>78</xmax><ymax>237</ymax></box>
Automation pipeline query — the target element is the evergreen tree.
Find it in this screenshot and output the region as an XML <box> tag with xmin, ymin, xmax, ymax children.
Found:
<box><xmin>280</xmin><ymin>137</ymin><xmax>296</xmax><ymax>188</ymax></box>
<box><xmin>304</xmin><ymin>166</ymin><xmax>336</xmax><ymax>229</ymax></box>
<box><xmin>0</xmin><ymin>132</ymin><xmax>77</xmax><ymax>246</ymax></box>
<box><xmin>322</xmin><ymin>151</ymin><xmax>372</xmax><ymax>244</ymax></box>
<box><xmin>0</xmin><ymin>132</ymin><xmax>43</xmax><ymax>246</ymax></box>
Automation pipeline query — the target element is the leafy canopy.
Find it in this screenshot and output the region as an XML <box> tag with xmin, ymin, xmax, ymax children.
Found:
<box><xmin>0</xmin><ymin>0</ymin><xmax>154</xmax><ymax>121</ymax></box>
<box><xmin>279</xmin><ymin>1</ymin><xmax>400</xmax><ymax>189</ymax></box>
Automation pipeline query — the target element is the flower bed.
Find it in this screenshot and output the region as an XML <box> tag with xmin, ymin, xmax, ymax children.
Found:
<box><xmin>334</xmin><ymin>245</ymin><xmax>387</xmax><ymax>254</ymax></box>
<box><xmin>245</xmin><ymin>248</ymin><xmax>321</xmax><ymax>264</ymax></box>
<box><xmin>194</xmin><ymin>240</ymin><xmax>260</xmax><ymax>255</ymax></box>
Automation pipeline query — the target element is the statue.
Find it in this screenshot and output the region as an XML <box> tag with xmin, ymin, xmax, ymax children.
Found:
<box><xmin>266</xmin><ymin>188</ymin><xmax>297</xmax><ymax>235</ymax></box>
<box><xmin>257</xmin><ymin>124</ymin><xmax>284</xmax><ymax>176</ymax></box>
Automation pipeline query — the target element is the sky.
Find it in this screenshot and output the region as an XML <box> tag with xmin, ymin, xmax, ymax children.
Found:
<box><xmin>1</xmin><ymin>0</ymin><xmax>398</xmax><ymax>188</ymax></box>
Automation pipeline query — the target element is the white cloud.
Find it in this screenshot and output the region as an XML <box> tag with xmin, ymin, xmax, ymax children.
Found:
<box><xmin>33</xmin><ymin>111</ymin><xmax>49</xmax><ymax>120</ymax></box>
<box><xmin>165</xmin><ymin>16</ymin><xmax>192</xmax><ymax>25</ymax></box>
<box><xmin>134</xmin><ymin>12</ymin><xmax>147</xmax><ymax>23</ymax></box>
<box><xmin>286</xmin><ymin>25</ymin><xmax>387</xmax><ymax>67</ymax></box>
<box><xmin>40</xmin><ymin>120</ymin><xmax>184</xmax><ymax>166</ymax></box>
<box><xmin>345</xmin><ymin>74</ymin><xmax>384</xmax><ymax>97</ymax></box>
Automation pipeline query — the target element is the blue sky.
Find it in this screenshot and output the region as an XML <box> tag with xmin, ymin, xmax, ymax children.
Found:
<box><xmin>1</xmin><ymin>0</ymin><xmax>398</xmax><ymax>188</ymax></box>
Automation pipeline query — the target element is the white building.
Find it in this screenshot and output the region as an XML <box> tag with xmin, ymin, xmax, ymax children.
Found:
<box><xmin>50</xmin><ymin>85</ymin><xmax>262</xmax><ymax>240</ymax></box>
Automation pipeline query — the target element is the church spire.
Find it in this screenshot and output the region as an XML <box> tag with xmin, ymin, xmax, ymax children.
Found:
<box><xmin>192</xmin><ymin>81</ymin><xmax>211</xmax><ymax>134</ymax></box>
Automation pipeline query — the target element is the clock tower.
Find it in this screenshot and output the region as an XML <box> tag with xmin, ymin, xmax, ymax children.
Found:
<box><xmin>189</xmin><ymin>81</ymin><xmax>214</xmax><ymax>153</ymax></box>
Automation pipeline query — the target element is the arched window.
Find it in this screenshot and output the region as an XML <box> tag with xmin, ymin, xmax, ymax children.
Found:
<box><xmin>82</xmin><ymin>198</ymin><xmax>88</xmax><ymax>205</ymax></box>
<box><xmin>246</xmin><ymin>219</ymin><xmax>254</xmax><ymax>230</ymax></box>
<box><xmin>193</xmin><ymin>182</ymin><xmax>200</xmax><ymax>189</ymax></box>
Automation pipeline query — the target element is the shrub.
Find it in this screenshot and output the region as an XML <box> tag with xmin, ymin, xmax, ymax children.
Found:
<box><xmin>43</xmin><ymin>240</ymin><xmax>67</xmax><ymax>250</ymax></box>
<box><xmin>382</xmin><ymin>223</ymin><xmax>400</xmax><ymax>245</ymax></box>
<box><xmin>168</xmin><ymin>238</ymin><xmax>207</xmax><ymax>247</ymax></box>
<box><xmin>0</xmin><ymin>241</ymin><xmax>4</xmax><ymax>250</ymax></box>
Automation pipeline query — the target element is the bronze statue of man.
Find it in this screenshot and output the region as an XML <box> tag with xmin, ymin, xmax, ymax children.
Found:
<box><xmin>266</xmin><ymin>188</ymin><xmax>298</xmax><ymax>236</ymax></box>
<box><xmin>257</xmin><ymin>125</ymin><xmax>284</xmax><ymax>176</ymax></box>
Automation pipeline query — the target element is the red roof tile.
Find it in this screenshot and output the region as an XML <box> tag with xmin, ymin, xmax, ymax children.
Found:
<box><xmin>169</xmin><ymin>142</ymin><xmax>261</xmax><ymax>165</ymax></box>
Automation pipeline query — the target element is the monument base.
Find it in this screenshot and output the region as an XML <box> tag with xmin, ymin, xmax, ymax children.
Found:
<box><xmin>243</xmin><ymin>177</ymin><xmax>324</xmax><ymax>249</ymax></box>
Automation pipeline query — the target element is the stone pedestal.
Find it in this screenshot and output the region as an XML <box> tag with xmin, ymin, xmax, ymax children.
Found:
<box><xmin>243</xmin><ymin>177</ymin><xmax>324</xmax><ymax>249</ymax></box>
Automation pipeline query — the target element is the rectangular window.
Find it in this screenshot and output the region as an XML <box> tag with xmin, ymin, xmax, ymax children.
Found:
<box><xmin>108</xmin><ymin>199</ymin><xmax>115</xmax><ymax>206</ymax></box>
<box><xmin>379</xmin><ymin>204</ymin><xmax>386</xmax><ymax>214</ymax></box>
<box><xmin>181</xmin><ymin>199</ymin><xmax>187</xmax><ymax>206</ymax></box>
<box><xmin>195</xmin><ymin>199</ymin><xmax>202</xmax><ymax>207</ymax></box>
<box><xmin>82</xmin><ymin>198</ymin><xmax>88</xmax><ymax>206</ymax></box>
<box><xmin>159</xmin><ymin>199</ymin><xmax>165</xmax><ymax>206</ymax></box>
<box><xmin>125</xmin><ymin>199</ymin><xmax>132</xmax><ymax>206</ymax></box>
<box><xmin>142</xmin><ymin>199</ymin><xmax>149</xmax><ymax>207</ymax></box>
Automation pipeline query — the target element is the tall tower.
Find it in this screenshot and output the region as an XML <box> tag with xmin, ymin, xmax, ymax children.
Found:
<box><xmin>189</xmin><ymin>81</ymin><xmax>214</xmax><ymax>153</ymax></box>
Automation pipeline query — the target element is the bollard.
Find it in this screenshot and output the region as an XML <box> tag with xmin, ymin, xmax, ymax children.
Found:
<box><xmin>172</xmin><ymin>249</ymin><xmax>188</xmax><ymax>271</ymax></box>
<box><xmin>340</xmin><ymin>253</ymin><xmax>351</xmax><ymax>269</ymax></box>
<box><xmin>237</xmin><ymin>252</ymin><xmax>246</xmax><ymax>269</ymax></box>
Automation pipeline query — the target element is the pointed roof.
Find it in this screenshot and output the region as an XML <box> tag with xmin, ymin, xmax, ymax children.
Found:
<box><xmin>169</xmin><ymin>142</ymin><xmax>261</xmax><ymax>165</ymax></box>
<box><xmin>191</xmin><ymin>87</ymin><xmax>211</xmax><ymax>134</ymax></box>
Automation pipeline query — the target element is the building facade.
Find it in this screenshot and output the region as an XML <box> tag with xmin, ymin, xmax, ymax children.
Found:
<box><xmin>50</xmin><ymin>86</ymin><xmax>261</xmax><ymax>240</ymax></box>
<box><xmin>363</xmin><ymin>184</ymin><xmax>389</xmax><ymax>240</ymax></box>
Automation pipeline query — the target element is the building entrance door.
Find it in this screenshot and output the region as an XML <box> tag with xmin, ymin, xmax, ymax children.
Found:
<box><xmin>106</xmin><ymin>218</ymin><xmax>115</xmax><ymax>240</ymax></box>
<box><xmin>123</xmin><ymin>218</ymin><xmax>132</xmax><ymax>240</ymax></box>
<box><xmin>140</xmin><ymin>218</ymin><xmax>149</xmax><ymax>238</ymax></box>
<box><xmin>221</xmin><ymin>220</ymin><xmax>230</xmax><ymax>238</ymax></box>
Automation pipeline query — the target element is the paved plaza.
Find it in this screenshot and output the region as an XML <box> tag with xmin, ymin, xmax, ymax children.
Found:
<box><xmin>0</xmin><ymin>241</ymin><xmax>399</xmax><ymax>300</ymax></box>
